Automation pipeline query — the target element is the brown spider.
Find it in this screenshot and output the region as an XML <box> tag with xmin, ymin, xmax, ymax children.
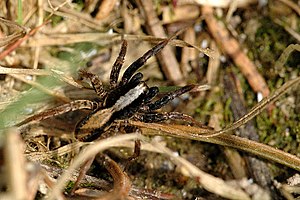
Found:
<box><xmin>18</xmin><ymin>37</ymin><xmax>200</xmax><ymax>142</ymax></box>
<box><xmin>17</xmin><ymin>36</ymin><xmax>205</xmax><ymax>198</ymax></box>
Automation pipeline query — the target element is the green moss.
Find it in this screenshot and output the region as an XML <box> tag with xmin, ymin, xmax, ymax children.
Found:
<box><xmin>64</xmin><ymin>181</ymin><xmax>75</xmax><ymax>193</ymax></box>
<box><xmin>248</xmin><ymin>17</ymin><xmax>298</xmax><ymax>80</ymax></box>
<box><xmin>256</xmin><ymin>104</ymin><xmax>299</xmax><ymax>155</ymax></box>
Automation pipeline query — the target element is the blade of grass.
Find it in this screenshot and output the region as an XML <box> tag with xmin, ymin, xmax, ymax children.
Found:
<box><xmin>17</xmin><ymin>0</ymin><xmax>23</xmax><ymax>25</ymax></box>
<box><xmin>130</xmin><ymin>121</ymin><xmax>300</xmax><ymax>172</ymax></box>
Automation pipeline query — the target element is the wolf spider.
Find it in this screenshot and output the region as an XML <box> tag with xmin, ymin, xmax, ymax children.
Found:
<box><xmin>18</xmin><ymin>38</ymin><xmax>200</xmax><ymax>142</ymax></box>
<box><xmin>18</xmin><ymin>37</ymin><xmax>203</xmax><ymax>196</ymax></box>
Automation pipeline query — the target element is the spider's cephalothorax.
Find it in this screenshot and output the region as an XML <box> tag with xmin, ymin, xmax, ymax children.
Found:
<box><xmin>18</xmin><ymin>38</ymin><xmax>197</xmax><ymax>142</ymax></box>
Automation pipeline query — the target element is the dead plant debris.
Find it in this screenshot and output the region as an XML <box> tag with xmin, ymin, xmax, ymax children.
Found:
<box><xmin>0</xmin><ymin>0</ymin><xmax>299</xmax><ymax>199</ymax></box>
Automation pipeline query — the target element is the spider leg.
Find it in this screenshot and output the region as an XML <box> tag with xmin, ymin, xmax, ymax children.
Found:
<box><xmin>145</xmin><ymin>84</ymin><xmax>196</xmax><ymax>111</ymax></box>
<box><xmin>71</xmin><ymin>155</ymin><xmax>95</xmax><ymax>195</ymax></box>
<box><xmin>110</xmin><ymin>40</ymin><xmax>128</xmax><ymax>89</ymax></box>
<box><xmin>78</xmin><ymin>69</ymin><xmax>107</xmax><ymax>99</ymax></box>
<box><xmin>135</xmin><ymin>112</ymin><xmax>213</xmax><ymax>129</ymax></box>
<box><xmin>119</xmin><ymin>39</ymin><xmax>169</xmax><ymax>86</ymax></box>
<box><xmin>127</xmin><ymin>140</ymin><xmax>141</xmax><ymax>162</ymax></box>
<box><xmin>143</xmin><ymin>86</ymin><xmax>159</xmax><ymax>103</ymax></box>
<box><xmin>17</xmin><ymin>100</ymin><xmax>98</xmax><ymax>126</ymax></box>
<box><xmin>124</xmin><ymin>139</ymin><xmax>141</xmax><ymax>172</ymax></box>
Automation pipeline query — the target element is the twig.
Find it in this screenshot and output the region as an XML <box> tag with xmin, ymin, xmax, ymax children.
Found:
<box><xmin>47</xmin><ymin>133</ymin><xmax>141</xmax><ymax>200</ymax></box>
<box><xmin>95</xmin><ymin>155</ymin><xmax>132</xmax><ymax>200</ymax></box>
<box><xmin>95</xmin><ymin>0</ymin><xmax>117</xmax><ymax>20</ymax></box>
<box><xmin>277</xmin><ymin>0</ymin><xmax>300</xmax><ymax>15</ymax></box>
<box><xmin>136</xmin><ymin>0</ymin><xmax>183</xmax><ymax>83</ymax></box>
<box><xmin>202</xmin><ymin>6</ymin><xmax>270</xmax><ymax>97</ymax></box>
<box><xmin>149</xmin><ymin>139</ymin><xmax>251</xmax><ymax>200</ymax></box>
<box><xmin>274</xmin><ymin>44</ymin><xmax>300</xmax><ymax>70</ymax></box>
<box><xmin>0</xmin><ymin>20</ymin><xmax>50</xmax><ymax>60</ymax></box>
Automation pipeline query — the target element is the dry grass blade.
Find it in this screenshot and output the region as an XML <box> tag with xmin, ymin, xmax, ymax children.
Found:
<box><xmin>274</xmin><ymin>19</ymin><xmax>300</xmax><ymax>42</ymax></box>
<box><xmin>204</xmin><ymin>76</ymin><xmax>300</xmax><ymax>138</ymax></box>
<box><xmin>47</xmin><ymin>133</ymin><xmax>252</xmax><ymax>200</ymax></box>
<box><xmin>0</xmin><ymin>66</ymin><xmax>49</xmax><ymax>75</ymax></box>
<box><xmin>0</xmin><ymin>17</ymin><xmax>26</xmax><ymax>47</ymax></box>
<box><xmin>26</xmin><ymin>140</ymin><xmax>169</xmax><ymax>162</ymax></box>
<box><xmin>0</xmin><ymin>31</ymin><xmax>25</xmax><ymax>47</ymax></box>
<box><xmin>170</xmin><ymin>39</ymin><xmax>215</xmax><ymax>58</ymax></box>
<box><xmin>126</xmin><ymin>75</ymin><xmax>300</xmax><ymax>171</ymax></box>
<box><xmin>129</xmin><ymin>76</ymin><xmax>299</xmax><ymax>141</ymax></box>
<box><xmin>26</xmin><ymin>141</ymin><xmax>85</xmax><ymax>162</ymax></box>
<box><xmin>274</xmin><ymin>44</ymin><xmax>300</xmax><ymax>69</ymax></box>
<box><xmin>0</xmin><ymin>128</ymin><xmax>27</xmax><ymax>200</ymax></box>
<box><xmin>0</xmin><ymin>20</ymin><xmax>50</xmax><ymax>60</ymax></box>
<box><xmin>131</xmin><ymin>121</ymin><xmax>300</xmax><ymax>171</ymax></box>
<box><xmin>149</xmin><ymin>140</ymin><xmax>251</xmax><ymax>200</ymax></box>
<box><xmin>0</xmin><ymin>66</ymin><xmax>83</xmax><ymax>88</ymax></box>
<box><xmin>26</xmin><ymin>33</ymin><xmax>213</xmax><ymax>57</ymax></box>
<box><xmin>48</xmin><ymin>133</ymin><xmax>141</xmax><ymax>200</ymax></box>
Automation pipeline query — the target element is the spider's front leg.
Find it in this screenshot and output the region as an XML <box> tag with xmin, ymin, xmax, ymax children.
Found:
<box><xmin>119</xmin><ymin>39</ymin><xmax>170</xmax><ymax>86</ymax></box>
<box><xmin>17</xmin><ymin>100</ymin><xmax>98</xmax><ymax>126</ymax></box>
<box><xmin>109</xmin><ymin>40</ymin><xmax>128</xmax><ymax>89</ymax></box>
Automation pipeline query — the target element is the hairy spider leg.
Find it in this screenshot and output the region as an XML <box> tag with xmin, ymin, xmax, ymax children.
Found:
<box><xmin>110</xmin><ymin>40</ymin><xmax>128</xmax><ymax>89</ymax></box>
<box><xmin>124</xmin><ymin>139</ymin><xmax>141</xmax><ymax>171</ymax></box>
<box><xmin>70</xmin><ymin>155</ymin><xmax>95</xmax><ymax>195</ymax></box>
<box><xmin>119</xmin><ymin>39</ymin><xmax>169</xmax><ymax>86</ymax></box>
<box><xmin>142</xmin><ymin>86</ymin><xmax>159</xmax><ymax>103</ymax></box>
<box><xmin>135</xmin><ymin>84</ymin><xmax>213</xmax><ymax>129</ymax></box>
<box><xmin>146</xmin><ymin>84</ymin><xmax>196</xmax><ymax>111</ymax></box>
<box><xmin>17</xmin><ymin>100</ymin><xmax>98</xmax><ymax>126</ymax></box>
<box><xmin>135</xmin><ymin>112</ymin><xmax>212</xmax><ymax>129</ymax></box>
<box><xmin>78</xmin><ymin>69</ymin><xmax>107</xmax><ymax>100</ymax></box>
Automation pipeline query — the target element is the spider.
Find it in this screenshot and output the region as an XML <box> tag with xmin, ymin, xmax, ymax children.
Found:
<box><xmin>18</xmin><ymin>37</ymin><xmax>201</xmax><ymax>142</ymax></box>
<box><xmin>17</xmin><ymin>36</ymin><xmax>206</xmax><ymax>197</ymax></box>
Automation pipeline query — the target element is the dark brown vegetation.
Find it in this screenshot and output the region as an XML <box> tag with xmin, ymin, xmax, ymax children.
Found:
<box><xmin>0</xmin><ymin>0</ymin><xmax>299</xmax><ymax>199</ymax></box>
